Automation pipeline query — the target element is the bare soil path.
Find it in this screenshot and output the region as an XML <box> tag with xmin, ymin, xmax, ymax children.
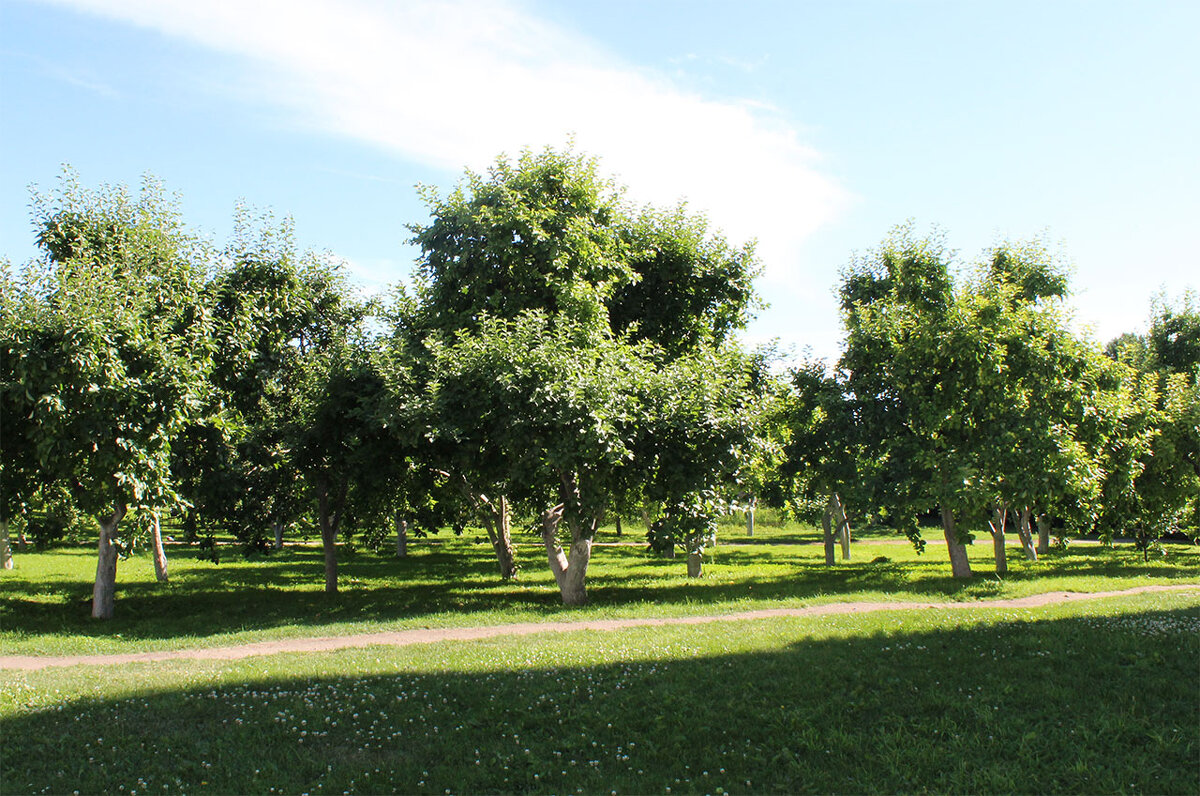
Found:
<box><xmin>3</xmin><ymin>584</ymin><xmax>1196</xmax><ymax>671</ymax></box>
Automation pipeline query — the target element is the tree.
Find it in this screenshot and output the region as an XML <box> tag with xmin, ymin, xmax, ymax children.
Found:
<box><xmin>7</xmin><ymin>172</ymin><xmax>212</xmax><ymax>617</ymax></box>
<box><xmin>639</xmin><ymin>345</ymin><xmax>759</xmax><ymax>576</ymax></box>
<box><xmin>780</xmin><ymin>358</ymin><xmax>860</xmax><ymax>565</ymax></box>
<box><xmin>406</xmin><ymin>145</ymin><xmax>761</xmax><ymax>599</ymax></box>
<box><xmin>1102</xmin><ymin>295</ymin><xmax>1200</xmax><ymax>552</ymax></box>
<box><xmin>962</xmin><ymin>240</ymin><xmax>1104</xmax><ymax>573</ymax></box>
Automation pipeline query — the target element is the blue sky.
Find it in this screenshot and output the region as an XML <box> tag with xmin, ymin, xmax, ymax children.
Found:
<box><xmin>3</xmin><ymin>0</ymin><xmax>1196</xmax><ymax>361</ymax></box>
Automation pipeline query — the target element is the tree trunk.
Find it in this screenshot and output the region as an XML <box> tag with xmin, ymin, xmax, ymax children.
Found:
<box><xmin>395</xmin><ymin>514</ymin><xmax>408</xmax><ymax>558</ymax></box>
<box><xmin>687</xmin><ymin>549</ymin><xmax>703</xmax><ymax>577</ymax></box>
<box><xmin>562</xmin><ymin>537</ymin><xmax>592</xmax><ymax>604</ymax></box>
<box><xmin>16</xmin><ymin>524</ymin><xmax>28</xmax><ymax>551</ymax></box>
<box><xmin>1</xmin><ymin>520</ymin><xmax>13</xmax><ymax>570</ymax></box>
<box><xmin>183</xmin><ymin>509</ymin><xmax>198</xmax><ymax>544</ymax></box>
<box><xmin>273</xmin><ymin>521</ymin><xmax>284</xmax><ymax>550</ymax></box>
<box><xmin>317</xmin><ymin>484</ymin><xmax>342</xmax><ymax>595</ymax></box>
<box><xmin>822</xmin><ymin>498</ymin><xmax>836</xmax><ymax>566</ymax></box>
<box><xmin>540</xmin><ymin>504</ymin><xmax>593</xmax><ymax>605</ymax></box>
<box><xmin>1036</xmin><ymin>513</ymin><xmax>1051</xmax><ymax>555</ymax></box>
<box><xmin>940</xmin><ymin>507</ymin><xmax>973</xmax><ymax>578</ymax></box>
<box><xmin>92</xmin><ymin>503</ymin><xmax>127</xmax><ymax>619</ymax></box>
<box><xmin>989</xmin><ymin>504</ymin><xmax>1007</xmax><ymax>576</ymax></box>
<box><xmin>833</xmin><ymin>493</ymin><xmax>851</xmax><ymax>561</ymax></box>
<box><xmin>615</xmin><ymin>515</ymin><xmax>622</xmax><ymax>537</ymax></box>
<box><xmin>745</xmin><ymin>495</ymin><xmax>757</xmax><ymax>537</ymax></box>
<box><xmin>150</xmin><ymin>511</ymin><xmax>169</xmax><ymax>583</ymax></box>
<box><xmin>1017</xmin><ymin>507</ymin><xmax>1037</xmax><ymax>561</ymax></box>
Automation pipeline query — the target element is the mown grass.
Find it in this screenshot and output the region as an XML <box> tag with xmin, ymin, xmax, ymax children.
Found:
<box><xmin>2</xmin><ymin>591</ymin><xmax>1197</xmax><ymax>795</ymax></box>
<box><xmin>2</xmin><ymin>521</ymin><xmax>1198</xmax><ymax>656</ymax></box>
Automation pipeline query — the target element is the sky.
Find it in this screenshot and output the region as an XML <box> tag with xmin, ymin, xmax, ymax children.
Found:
<box><xmin>2</xmin><ymin>0</ymin><xmax>1197</xmax><ymax>362</ymax></box>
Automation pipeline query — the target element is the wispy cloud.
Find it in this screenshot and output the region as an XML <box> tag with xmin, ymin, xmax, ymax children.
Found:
<box><xmin>44</xmin><ymin>0</ymin><xmax>848</xmax><ymax>278</ymax></box>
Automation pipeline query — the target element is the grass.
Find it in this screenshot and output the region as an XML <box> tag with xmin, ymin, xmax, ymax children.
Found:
<box><xmin>2</xmin><ymin>591</ymin><xmax>1197</xmax><ymax>794</ymax></box>
<box><xmin>2</xmin><ymin>520</ymin><xmax>1198</xmax><ymax>794</ymax></box>
<box><xmin>1</xmin><ymin>520</ymin><xmax>1198</xmax><ymax>656</ymax></box>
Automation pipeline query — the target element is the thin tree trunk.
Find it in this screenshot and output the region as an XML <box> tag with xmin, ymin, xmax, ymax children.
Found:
<box><xmin>1036</xmin><ymin>513</ymin><xmax>1051</xmax><ymax>555</ymax></box>
<box><xmin>941</xmin><ymin>506</ymin><xmax>973</xmax><ymax>578</ymax></box>
<box><xmin>150</xmin><ymin>511</ymin><xmax>169</xmax><ymax>583</ymax></box>
<box><xmin>472</xmin><ymin>491</ymin><xmax>518</xmax><ymax>579</ymax></box>
<box><xmin>1017</xmin><ymin>507</ymin><xmax>1037</xmax><ymax>561</ymax></box>
<box><xmin>745</xmin><ymin>495</ymin><xmax>757</xmax><ymax>537</ymax></box>
<box><xmin>615</xmin><ymin>516</ymin><xmax>622</xmax><ymax>537</ymax></box>
<box><xmin>989</xmin><ymin>504</ymin><xmax>1008</xmax><ymax>576</ymax></box>
<box><xmin>395</xmin><ymin>514</ymin><xmax>408</xmax><ymax>558</ymax></box>
<box><xmin>834</xmin><ymin>493</ymin><xmax>851</xmax><ymax>560</ymax></box>
<box><xmin>92</xmin><ymin>502</ymin><xmax>127</xmax><ymax>619</ymax></box>
<box><xmin>183</xmin><ymin>509</ymin><xmax>198</xmax><ymax>544</ymax></box>
<box><xmin>822</xmin><ymin>495</ymin><xmax>836</xmax><ymax>566</ymax></box>
<box><xmin>273</xmin><ymin>521</ymin><xmax>284</xmax><ymax>550</ymax></box>
<box><xmin>16</xmin><ymin>524</ymin><xmax>28</xmax><ymax>551</ymax></box>
<box><xmin>0</xmin><ymin>519</ymin><xmax>13</xmax><ymax>569</ymax></box>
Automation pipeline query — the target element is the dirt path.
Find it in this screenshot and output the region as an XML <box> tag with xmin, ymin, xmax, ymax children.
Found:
<box><xmin>3</xmin><ymin>584</ymin><xmax>1196</xmax><ymax>671</ymax></box>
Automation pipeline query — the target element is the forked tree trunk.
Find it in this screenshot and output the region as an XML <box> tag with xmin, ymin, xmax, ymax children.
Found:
<box><xmin>540</xmin><ymin>504</ymin><xmax>593</xmax><ymax>605</ymax></box>
<box><xmin>1036</xmin><ymin>514</ymin><xmax>1051</xmax><ymax>555</ymax></box>
<box><xmin>92</xmin><ymin>503</ymin><xmax>127</xmax><ymax>619</ymax></box>
<box><xmin>745</xmin><ymin>496</ymin><xmax>757</xmax><ymax>537</ymax></box>
<box><xmin>833</xmin><ymin>493</ymin><xmax>851</xmax><ymax>560</ymax></box>
<box><xmin>1</xmin><ymin>520</ymin><xmax>13</xmax><ymax>570</ymax></box>
<box><xmin>989</xmin><ymin>504</ymin><xmax>1008</xmax><ymax>576</ymax></box>
<box><xmin>273</xmin><ymin>521</ymin><xmax>284</xmax><ymax>550</ymax></box>
<box><xmin>395</xmin><ymin>515</ymin><xmax>408</xmax><ymax>558</ymax></box>
<box><xmin>150</xmin><ymin>511</ymin><xmax>169</xmax><ymax>583</ymax></box>
<box><xmin>940</xmin><ymin>507</ymin><xmax>973</xmax><ymax>578</ymax></box>
<box><xmin>1016</xmin><ymin>507</ymin><xmax>1037</xmax><ymax>561</ymax></box>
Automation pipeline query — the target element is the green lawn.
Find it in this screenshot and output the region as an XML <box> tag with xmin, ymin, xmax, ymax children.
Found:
<box><xmin>2</xmin><ymin>525</ymin><xmax>1198</xmax><ymax>794</ymax></box>
<box><xmin>1</xmin><ymin>521</ymin><xmax>1197</xmax><ymax>656</ymax></box>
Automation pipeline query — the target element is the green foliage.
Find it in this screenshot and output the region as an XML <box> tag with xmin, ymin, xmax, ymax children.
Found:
<box><xmin>4</xmin><ymin>170</ymin><xmax>213</xmax><ymax>522</ymax></box>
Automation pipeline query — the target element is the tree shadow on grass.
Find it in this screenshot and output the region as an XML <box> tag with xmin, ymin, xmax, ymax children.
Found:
<box><xmin>4</xmin><ymin>606</ymin><xmax>1197</xmax><ymax>795</ymax></box>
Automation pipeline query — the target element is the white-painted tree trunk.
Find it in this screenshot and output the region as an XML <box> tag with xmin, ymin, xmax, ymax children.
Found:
<box><xmin>989</xmin><ymin>504</ymin><xmax>1008</xmax><ymax>576</ymax></box>
<box><xmin>1036</xmin><ymin>514</ymin><xmax>1051</xmax><ymax>555</ymax></box>
<box><xmin>92</xmin><ymin>503</ymin><xmax>127</xmax><ymax>619</ymax></box>
<box><xmin>1017</xmin><ymin>507</ymin><xmax>1037</xmax><ymax>561</ymax></box>
<box><xmin>941</xmin><ymin>507</ymin><xmax>973</xmax><ymax>578</ymax></box>
<box><xmin>822</xmin><ymin>496</ymin><xmax>836</xmax><ymax>566</ymax></box>
<box><xmin>540</xmin><ymin>504</ymin><xmax>593</xmax><ymax>605</ymax></box>
<box><xmin>833</xmin><ymin>493</ymin><xmax>851</xmax><ymax>560</ymax></box>
<box><xmin>395</xmin><ymin>515</ymin><xmax>408</xmax><ymax>558</ymax></box>
<box><xmin>150</xmin><ymin>511</ymin><xmax>169</xmax><ymax>583</ymax></box>
<box><xmin>687</xmin><ymin>549</ymin><xmax>703</xmax><ymax>577</ymax></box>
<box><xmin>0</xmin><ymin>519</ymin><xmax>13</xmax><ymax>570</ymax></box>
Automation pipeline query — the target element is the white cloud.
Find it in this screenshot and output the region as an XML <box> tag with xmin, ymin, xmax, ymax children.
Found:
<box><xmin>46</xmin><ymin>0</ymin><xmax>847</xmax><ymax>278</ymax></box>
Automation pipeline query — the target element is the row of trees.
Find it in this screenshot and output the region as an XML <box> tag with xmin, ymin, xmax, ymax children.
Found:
<box><xmin>2</xmin><ymin>152</ymin><xmax>1197</xmax><ymax>619</ymax></box>
<box><xmin>784</xmin><ymin>229</ymin><xmax>1198</xmax><ymax>577</ymax></box>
